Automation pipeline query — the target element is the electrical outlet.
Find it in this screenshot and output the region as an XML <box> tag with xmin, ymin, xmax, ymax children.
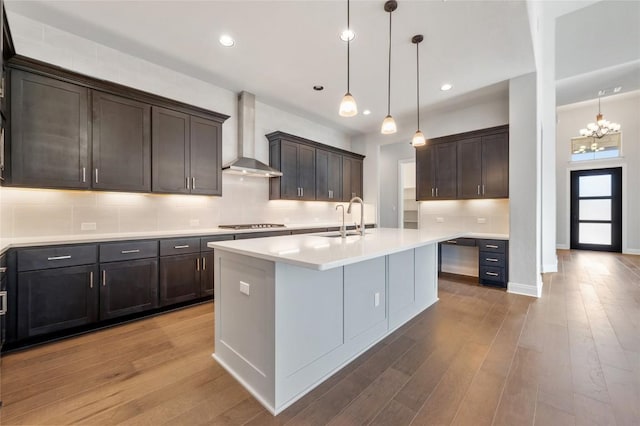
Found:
<box><xmin>239</xmin><ymin>281</ymin><xmax>250</xmax><ymax>296</ymax></box>
<box><xmin>190</xmin><ymin>219</ymin><xmax>200</xmax><ymax>226</ymax></box>
<box><xmin>80</xmin><ymin>222</ymin><xmax>97</xmax><ymax>231</ymax></box>
<box><xmin>374</xmin><ymin>292</ymin><xmax>380</xmax><ymax>307</ymax></box>
<box><xmin>436</xmin><ymin>217</ymin><xmax>445</xmax><ymax>223</ymax></box>
<box><xmin>477</xmin><ymin>217</ymin><xmax>487</xmax><ymax>224</ymax></box>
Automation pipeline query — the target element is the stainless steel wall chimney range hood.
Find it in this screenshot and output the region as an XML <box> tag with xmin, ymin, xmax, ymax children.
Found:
<box><xmin>222</xmin><ymin>91</ymin><xmax>283</xmax><ymax>177</ymax></box>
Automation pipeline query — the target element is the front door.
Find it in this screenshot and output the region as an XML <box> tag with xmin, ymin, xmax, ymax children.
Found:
<box><xmin>570</xmin><ymin>167</ymin><xmax>622</xmax><ymax>252</ymax></box>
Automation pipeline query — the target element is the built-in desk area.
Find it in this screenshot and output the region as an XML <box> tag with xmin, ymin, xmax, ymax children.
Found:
<box><xmin>438</xmin><ymin>235</ymin><xmax>509</xmax><ymax>288</ymax></box>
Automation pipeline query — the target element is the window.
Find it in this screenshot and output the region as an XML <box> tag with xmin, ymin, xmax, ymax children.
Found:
<box><xmin>571</xmin><ymin>133</ymin><xmax>621</xmax><ymax>161</ymax></box>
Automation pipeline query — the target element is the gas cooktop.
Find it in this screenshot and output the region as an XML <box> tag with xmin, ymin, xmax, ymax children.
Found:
<box><xmin>218</xmin><ymin>223</ymin><xmax>286</xmax><ymax>230</ymax></box>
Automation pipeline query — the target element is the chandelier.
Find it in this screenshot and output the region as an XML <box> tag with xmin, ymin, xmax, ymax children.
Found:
<box><xmin>579</xmin><ymin>96</ymin><xmax>621</xmax><ymax>139</ymax></box>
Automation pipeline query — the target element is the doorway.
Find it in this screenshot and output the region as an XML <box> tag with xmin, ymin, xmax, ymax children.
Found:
<box><xmin>398</xmin><ymin>160</ymin><xmax>418</xmax><ymax>229</ymax></box>
<box><xmin>570</xmin><ymin>167</ymin><xmax>622</xmax><ymax>252</ymax></box>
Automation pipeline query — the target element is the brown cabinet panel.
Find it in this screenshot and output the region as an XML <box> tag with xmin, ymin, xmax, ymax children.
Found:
<box><xmin>457</xmin><ymin>137</ymin><xmax>482</xmax><ymax>198</ymax></box>
<box><xmin>316</xmin><ymin>150</ymin><xmax>342</xmax><ymax>201</ymax></box>
<box><xmin>416</xmin><ymin>145</ymin><xmax>435</xmax><ymax>200</ymax></box>
<box><xmin>92</xmin><ymin>91</ymin><xmax>151</xmax><ymax>191</ymax></box>
<box><xmin>298</xmin><ymin>144</ymin><xmax>316</xmax><ymax>200</ymax></box>
<box><xmin>9</xmin><ymin>69</ymin><xmax>90</xmax><ymax>189</ymax></box>
<box><xmin>152</xmin><ymin>106</ymin><xmax>189</xmax><ymax>194</ymax></box>
<box><xmin>482</xmin><ymin>132</ymin><xmax>509</xmax><ymax>198</ymax></box>
<box><xmin>277</xmin><ymin>140</ymin><xmax>299</xmax><ymax>199</ymax></box>
<box><xmin>434</xmin><ymin>143</ymin><xmax>457</xmax><ymax>198</ymax></box>
<box><xmin>190</xmin><ymin>115</ymin><xmax>221</xmax><ymax>195</ymax></box>
<box><xmin>342</xmin><ymin>156</ymin><xmax>363</xmax><ymax>201</ymax></box>
<box><xmin>159</xmin><ymin>253</ymin><xmax>200</xmax><ymax>306</ymax></box>
<box><xmin>200</xmin><ymin>252</ymin><xmax>214</xmax><ymax>297</ymax></box>
<box><xmin>99</xmin><ymin>258</ymin><xmax>158</xmax><ymax>320</ymax></box>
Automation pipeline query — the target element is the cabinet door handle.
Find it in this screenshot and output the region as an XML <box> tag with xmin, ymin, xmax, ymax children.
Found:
<box><xmin>482</xmin><ymin>184</ymin><xmax>485</xmax><ymax>195</ymax></box>
<box><xmin>121</xmin><ymin>249</ymin><xmax>140</xmax><ymax>254</ymax></box>
<box><xmin>477</xmin><ymin>185</ymin><xmax>480</xmax><ymax>195</ymax></box>
<box><xmin>186</xmin><ymin>177</ymin><xmax>190</xmax><ymax>189</ymax></box>
<box><xmin>485</xmin><ymin>272</ymin><xmax>499</xmax><ymax>277</ymax></box>
<box><xmin>95</xmin><ymin>168</ymin><xmax>99</xmax><ymax>184</ymax></box>
<box><xmin>301</xmin><ymin>188</ymin><xmax>304</xmax><ymax>197</ymax></box>
<box><xmin>174</xmin><ymin>245</ymin><xmax>190</xmax><ymax>249</ymax></box>
<box><xmin>89</xmin><ymin>271</ymin><xmax>94</xmax><ymax>289</ymax></box>
<box><xmin>0</xmin><ymin>267</ymin><xmax>7</xmax><ymax>273</ymax></box>
<box><xmin>82</xmin><ymin>167</ymin><xmax>86</xmax><ymax>183</ymax></box>
<box><xmin>485</xmin><ymin>244</ymin><xmax>499</xmax><ymax>249</ymax></box>
<box><xmin>486</xmin><ymin>258</ymin><xmax>499</xmax><ymax>262</ymax></box>
<box><xmin>202</xmin><ymin>257</ymin><xmax>206</xmax><ymax>271</ymax></box>
<box><xmin>431</xmin><ymin>188</ymin><xmax>434</xmax><ymax>197</ymax></box>
<box><xmin>102</xmin><ymin>270</ymin><xmax>106</xmax><ymax>286</ymax></box>
<box><xmin>47</xmin><ymin>255</ymin><xmax>71</xmax><ymax>261</ymax></box>
<box><xmin>436</xmin><ymin>188</ymin><xmax>439</xmax><ymax>197</ymax></box>
<box><xmin>0</xmin><ymin>290</ymin><xmax>7</xmax><ymax>315</ymax></box>
<box><xmin>192</xmin><ymin>177</ymin><xmax>196</xmax><ymax>190</ymax></box>
<box><xmin>196</xmin><ymin>258</ymin><xmax>200</xmax><ymax>272</ymax></box>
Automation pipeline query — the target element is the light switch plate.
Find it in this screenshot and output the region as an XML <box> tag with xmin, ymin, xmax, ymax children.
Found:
<box><xmin>80</xmin><ymin>222</ymin><xmax>97</xmax><ymax>231</ymax></box>
<box><xmin>239</xmin><ymin>281</ymin><xmax>250</xmax><ymax>296</ymax></box>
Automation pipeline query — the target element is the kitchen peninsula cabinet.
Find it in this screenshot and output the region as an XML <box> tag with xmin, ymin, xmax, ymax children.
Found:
<box><xmin>152</xmin><ymin>108</ymin><xmax>222</xmax><ymax>196</ymax></box>
<box><xmin>92</xmin><ymin>91</ymin><xmax>151</xmax><ymax>192</ymax></box>
<box><xmin>267</xmin><ymin>131</ymin><xmax>364</xmax><ymax>202</ymax></box>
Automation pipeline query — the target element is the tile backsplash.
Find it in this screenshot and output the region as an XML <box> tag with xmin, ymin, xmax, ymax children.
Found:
<box><xmin>419</xmin><ymin>199</ymin><xmax>509</xmax><ymax>235</ymax></box>
<box><xmin>0</xmin><ymin>178</ymin><xmax>376</xmax><ymax>239</ymax></box>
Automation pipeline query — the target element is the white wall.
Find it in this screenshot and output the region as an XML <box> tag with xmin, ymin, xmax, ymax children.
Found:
<box><xmin>0</xmin><ymin>13</ymin><xmax>367</xmax><ymax>240</ymax></box>
<box><xmin>556</xmin><ymin>90</ymin><xmax>640</xmax><ymax>253</ymax></box>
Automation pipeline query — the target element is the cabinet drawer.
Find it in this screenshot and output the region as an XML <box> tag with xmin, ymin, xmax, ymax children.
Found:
<box><xmin>200</xmin><ymin>235</ymin><xmax>234</xmax><ymax>252</ymax></box>
<box><xmin>479</xmin><ymin>252</ymin><xmax>506</xmax><ymax>267</ymax></box>
<box><xmin>477</xmin><ymin>239</ymin><xmax>507</xmax><ymax>253</ymax></box>
<box><xmin>479</xmin><ymin>265</ymin><xmax>505</xmax><ymax>283</ymax></box>
<box><xmin>18</xmin><ymin>245</ymin><xmax>97</xmax><ymax>272</ymax></box>
<box><xmin>100</xmin><ymin>240</ymin><xmax>158</xmax><ymax>262</ymax></box>
<box><xmin>441</xmin><ymin>238</ymin><xmax>476</xmax><ymax>247</ymax></box>
<box><xmin>160</xmin><ymin>238</ymin><xmax>201</xmax><ymax>256</ymax></box>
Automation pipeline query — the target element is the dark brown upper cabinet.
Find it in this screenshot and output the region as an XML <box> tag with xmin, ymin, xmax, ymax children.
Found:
<box><xmin>151</xmin><ymin>107</ymin><xmax>222</xmax><ymax>196</ymax></box>
<box><xmin>417</xmin><ymin>125</ymin><xmax>508</xmax><ymax>201</ymax></box>
<box><xmin>4</xmin><ymin>56</ymin><xmax>228</xmax><ymax>195</ymax></box>
<box><xmin>316</xmin><ymin>149</ymin><xmax>342</xmax><ymax>201</ymax></box>
<box><xmin>9</xmin><ymin>69</ymin><xmax>90</xmax><ymax>189</ymax></box>
<box><xmin>457</xmin><ymin>129</ymin><xmax>509</xmax><ymax>199</ymax></box>
<box><xmin>342</xmin><ymin>156</ymin><xmax>363</xmax><ymax>201</ymax></box>
<box><xmin>268</xmin><ymin>131</ymin><xmax>364</xmax><ymax>202</ymax></box>
<box><xmin>92</xmin><ymin>91</ymin><xmax>151</xmax><ymax>192</ymax></box>
<box><xmin>416</xmin><ymin>142</ymin><xmax>457</xmax><ymax>200</ymax></box>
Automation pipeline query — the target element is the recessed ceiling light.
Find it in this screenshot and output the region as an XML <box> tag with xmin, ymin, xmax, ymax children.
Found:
<box><xmin>219</xmin><ymin>34</ymin><xmax>235</xmax><ymax>47</ymax></box>
<box><xmin>313</xmin><ymin>85</ymin><xmax>324</xmax><ymax>91</ymax></box>
<box><xmin>440</xmin><ymin>83</ymin><xmax>453</xmax><ymax>91</ymax></box>
<box><xmin>363</xmin><ymin>109</ymin><xmax>371</xmax><ymax>115</ymax></box>
<box><xmin>340</xmin><ymin>29</ymin><xmax>355</xmax><ymax>42</ymax></box>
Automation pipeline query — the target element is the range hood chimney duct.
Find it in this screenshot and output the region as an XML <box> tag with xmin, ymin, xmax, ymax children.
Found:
<box><xmin>222</xmin><ymin>91</ymin><xmax>283</xmax><ymax>177</ymax></box>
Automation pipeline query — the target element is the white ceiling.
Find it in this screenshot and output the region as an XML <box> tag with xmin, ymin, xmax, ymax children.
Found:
<box><xmin>5</xmin><ymin>0</ymin><xmax>537</xmax><ymax>136</ymax></box>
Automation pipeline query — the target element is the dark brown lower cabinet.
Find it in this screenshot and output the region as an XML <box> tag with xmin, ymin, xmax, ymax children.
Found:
<box><xmin>99</xmin><ymin>258</ymin><xmax>158</xmax><ymax>320</ymax></box>
<box><xmin>200</xmin><ymin>252</ymin><xmax>214</xmax><ymax>297</ymax></box>
<box><xmin>159</xmin><ymin>253</ymin><xmax>200</xmax><ymax>306</ymax></box>
<box><xmin>17</xmin><ymin>265</ymin><xmax>98</xmax><ymax>339</ymax></box>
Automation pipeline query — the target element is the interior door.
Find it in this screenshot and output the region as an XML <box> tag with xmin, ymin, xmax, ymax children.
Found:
<box><xmin>570</xmin><ymin>167</ymin><xmax>622</xmax><ymax>252</ymax></box>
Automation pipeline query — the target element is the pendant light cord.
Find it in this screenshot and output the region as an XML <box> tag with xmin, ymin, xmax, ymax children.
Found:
<box><xmin>347</xmin><ymin>0</ymin><xmax>350</xmax><ymax>93</ymax></box>
<box><xmin>387</xmin><ymin>10</ymin><xmax>392</xmax><ymax>116</ymax></box>
<box><xmin>416</xmin><ymin>40</ymin><xmax>420</xmax><ymax>130</ymax></box>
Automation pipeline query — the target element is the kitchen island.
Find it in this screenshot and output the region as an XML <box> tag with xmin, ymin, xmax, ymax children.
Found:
<box><xmin>208</xmin><ymin>228</ymin><xmax>464</xmax><ymax>415</ymax></box>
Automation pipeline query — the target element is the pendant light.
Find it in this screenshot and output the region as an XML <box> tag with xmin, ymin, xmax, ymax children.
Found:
<box><xmin>411</xmin><ymin>34</ymin><xmax>426</xmax><ymax>147</ymax></box>
<box><xmin>380</xmin><ymin>1</ymin><xmax>397</xmax><ymax>134</ymax></box>
<box><xmin>339</xmin><ymin>0</ymin><xmax>357</xmax><ymax>117</ymax></box>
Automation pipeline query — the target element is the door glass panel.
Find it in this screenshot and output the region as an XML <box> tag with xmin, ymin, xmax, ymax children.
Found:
<box><xmin>579</xmin><ymin>223</ymin><xmax>612</xmax><ymax>245</ymax></box>
<box><xmin>579</xmin><ymin>199</ymin><xmax>612</xmax><ymax>221</ymax></box>
<box><xmin>579</xmin><ymin>175</ymin><xmax>611</xmax><ymax>197</ymax></box>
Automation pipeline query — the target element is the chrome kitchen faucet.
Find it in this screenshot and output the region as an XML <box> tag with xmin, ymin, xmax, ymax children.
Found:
<box><xmin>347</xmin><ymin>197</ymin><xmax>365</xmax><ymax>236</ymax></box>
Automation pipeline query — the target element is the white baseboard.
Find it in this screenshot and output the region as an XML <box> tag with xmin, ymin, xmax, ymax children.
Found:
<box><xmin>623</xmin><ymin>248</ymin><xmax>640</xmax><ymax>255</ymax></box>
<box><xmin>542</xmin><ymin>259</ymin><xmax>558</xmax><ymax>273</ymax></box>
<box><xmin>556</xmin><ymin>244</ymin><xmax>569</xmax><ymax>250</ymax></box>
<box><xmin>508</xmin><ymin>280</ymin><xmax>542</xmax><ymax>298</ymax></box>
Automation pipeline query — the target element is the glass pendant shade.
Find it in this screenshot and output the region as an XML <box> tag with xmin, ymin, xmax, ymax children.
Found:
<box><xmin>339</xmin><ymin>92</ymin><xmax>358</xmax><ymax>117</ymax></box>
<box><xmin>412</xmin><ymin>130</ymin><xmax>426</xmax><ymax>147</ymax></box>
<box><xmin>381</xmin><ymin>115</ymin><xmax>397</xmax><ymax>134</ymax></box>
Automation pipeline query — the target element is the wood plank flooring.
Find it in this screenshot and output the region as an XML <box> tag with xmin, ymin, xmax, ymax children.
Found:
<box><xmin>1</xmin><ymin>249</ymin><xmax>639</xmax><ymax>425</ymax></box>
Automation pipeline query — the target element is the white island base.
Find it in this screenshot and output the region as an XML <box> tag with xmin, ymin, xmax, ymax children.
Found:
<box><xmin>212</xmin><ymin>232</ymin><xmax>442</xmax><ymax>415</ymax></box>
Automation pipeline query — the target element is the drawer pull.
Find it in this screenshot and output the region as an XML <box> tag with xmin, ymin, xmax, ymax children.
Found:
<box><xmin>48</xmin><ymin>255</ymin><xmax>72</xmax><ymax>261</ymax></box>
<box><xmin>486</xmin><ymin>258</ymin><xmax>499</xmax><ymax>262</ymax></box>
<box><xmin>485</xmin><ymin>244</ymin><xmax>499</xmax><ymax>249</ymax></box>
<box><xmin>446</xmin><ymin>240</ymin><xmax>457</xmax><ymax>244</ymax></box>
<box><xmin>485</xmin><ymin>272</ymin><xmax>499</xmax><ymax>277</ymax></box>
<box><xmin>89</xmin><ymin>271</ymin><xmax>94</xmax><ymax>289</ymax></box>
<box><xmin>196</xmin><ymin>258</ymin><xmax>200</xmax><ymax>272</ymax></box>
<box><xmin>202</xmin><ymin>257</ymin><xmax>206</xmax><ymax>270</ymax></box>
<box><xmin>121</xmin><ymin>249</ymin><xmax>141</xmax><ymax>254</ymax></box>
<box><xmin>102</xmin><ymin>270</ymin><xmax>106</xmax><ymax>287</ymax></box>
<box><xmin>0</xmin><ymin>290</ymin><xmax>7</xmax><ymax>315</ymax></box>
<box><xmin>174</xmin><ymin>245</ymin><xmax>190</xmax><ymax>249</ymax></box>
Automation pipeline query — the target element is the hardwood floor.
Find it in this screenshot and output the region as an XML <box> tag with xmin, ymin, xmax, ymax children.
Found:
<box><xmin>1</xmin><ymin>250</ymin><xmax>639</xmax><ymax>425</ymax></box>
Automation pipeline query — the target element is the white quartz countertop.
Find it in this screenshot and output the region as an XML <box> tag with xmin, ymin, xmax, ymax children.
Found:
<box><xmin>209</xmin><ymin>228</ymin><xmax>470</xmax><ymax>271</ymax></box>
<box><xmin>0</xmin><ymin>222</ymin><xmax>363</xmax><ymax>254</ymax></box>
